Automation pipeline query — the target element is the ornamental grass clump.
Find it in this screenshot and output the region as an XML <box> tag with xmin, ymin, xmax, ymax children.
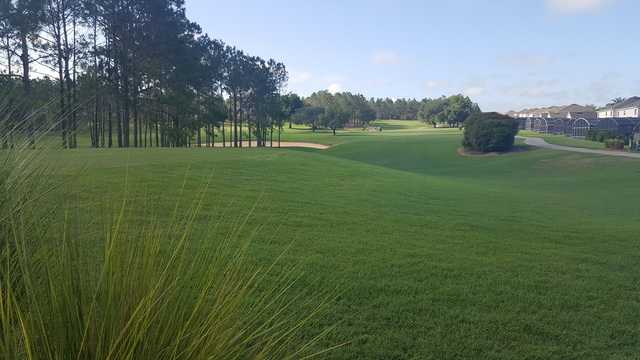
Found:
<box><xmin>0</xmin><ymin>99</ymin><xmax>337</xmax><ymax>359</ymax></box>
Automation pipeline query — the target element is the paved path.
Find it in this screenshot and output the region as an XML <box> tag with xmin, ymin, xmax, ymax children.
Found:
<box><xmin>519</xmin><ymin>136</ymin><xmax>640</xmax><ymax>159</ymax></box>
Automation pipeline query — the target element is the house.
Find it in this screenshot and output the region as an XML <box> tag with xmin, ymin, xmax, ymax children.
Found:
<box><xmin>599</xmin><ymin>97</ymin><xmax>640</xmax><ymax>118</ymax></box>
<box><xmin>559</xmin><ymin>104</ymin><xmax>598</xmax><ymax>119</ymax></box>
<box><xmin>511</xmin><ymin>105</ymin><xmax>597</xmax><ymax>119</ymax></box>
<box><xmin>539</xmin><ymin>106</ymin><xmax>564</xmax><ymax>118</ymax></box>
<box><xmin>510</xmin><ymin>107</ymin><xmax>549</xmax><ymax>118</ymax></box>
<box><xmin>598</xmin><ymin>107</ymin><xmax>615</xmax><ymax>118</ymax></box>
<box><xmin>615</xmin><ymin>97</ymin><xmax>640</xmax><ymax>118</ymax></box>
<box><xmin>527</xmin><ymin>104</ymin><xmax>597</xmax><ymax>119</ymax></box>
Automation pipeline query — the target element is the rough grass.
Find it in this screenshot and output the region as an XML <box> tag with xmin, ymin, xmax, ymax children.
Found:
<box><xmin>36</xmin><ymin>122</ymin><xmax>640</xmax><ymax>359</ymax></box>
<box><xmin>1</xmin><ymin>132</ymin><xmax>337</xmax><ymax>359</ymax></box>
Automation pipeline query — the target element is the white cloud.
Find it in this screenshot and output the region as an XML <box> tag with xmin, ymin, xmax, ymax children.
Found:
<box><xmin>425</xmin><ymin>80</ymin><xmax>450</xmax><ymax>95</ymax></box>
<box><xmin>546</xmin><ymin>0</ymin><xmax>613</xmax><ymax>14</ymax></box>
<box><xmin>498</xmin><ymin>53</ymin><xmax>552</xmax><ymax>68</ymax></box>
<box><xmin>426</xmin><ymin>80</ymin><xmax>439</xmax><ymax>89</ymax></box>
<box><xmin>327</xmin><ymin>83</ymin><xmax>342</xmax><ymax>94</ymax></box>
<box><xmin>289</xmin><ymin>71</ymin><xmax>313</xmax><ymax>85</ymax></box>
<box><xmin>372</xmin><ymin>50</ymin><xmax>401</xmax><ymax>65</ymax></box>
<box><xmin>463</xmin><ymin>87</ymin><xmax>485</xmax><ymax>97</ymax></box>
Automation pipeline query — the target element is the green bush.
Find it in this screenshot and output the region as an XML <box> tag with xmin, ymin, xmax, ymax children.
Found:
<box><xmin>586</xmin><ymin>129</ymin><xmax>616</xmax><ymax>143</ymax></box>
<box><xmin>605</xmin><ymin>138</ymin><xmax>625</xmax><ymax>150</ymax></box>
<box><xmin>462</xmin><ymin>112</ymin><xmax>519</xmax><ymax>153</ymax></box>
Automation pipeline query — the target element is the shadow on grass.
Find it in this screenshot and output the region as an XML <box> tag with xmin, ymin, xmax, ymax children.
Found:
<box><xmin>457</xmin><ymin>144</ymin><xmax>537</xmax><ymax>157</ymax></box>
<box><xmin>372</xmin><ymin>124</ymin><xmax>412</xmax><ymax>130</ymax></box>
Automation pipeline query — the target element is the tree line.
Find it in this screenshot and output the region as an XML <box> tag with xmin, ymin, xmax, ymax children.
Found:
<box><xmin>368</xmin><ymin>95</ymin><xmax>481</xmax><ymax>127</ymax></box>
<box><xmin>291</xmin><ymin>91</ymin><xmax>376</xmax><ymax>135</ymax></box>
<box><xmin>0</xmin><ymin>0</ymin><xmax>482</xmax><ymax>147</ymax></box>
<box><xmin>289</xmin><ymin>94</ymin><xmax>481</xmax><ymax>130</ymax></box>
<box><xmin>0</xmin><ymin>0</ymin><xmax>292</xmax><ymax>148</ymax></box>
<box><xmin>285</xmin><ymin>93</ymin><xmax>481</xmax><ymax>134</ymax></box>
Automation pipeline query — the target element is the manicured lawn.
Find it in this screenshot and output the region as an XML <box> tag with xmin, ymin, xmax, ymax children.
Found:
<box><xmin>519</xmin><ymin>130</ymin><xmax>607</xmax><ymax>150</ymax></box>
<box><xmin>49</xmin><ymin>122</ymin><xmax>640</xmax><ymax>359</ymax></box>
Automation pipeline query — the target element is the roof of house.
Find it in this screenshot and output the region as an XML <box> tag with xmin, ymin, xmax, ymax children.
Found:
<box><xmin>544</xmin><ymin>106</ymin><xmax>565</xmax><ymax>113</ymax></box>
<box><xmin>612</xmin><ymin>97</ymin><xmax>640</xmax><ymax>110</ymax></box>
<box><xmin>514</xmin><ymin>104</ymin><xmax>596</xmax><ymax>116</ymax></box>
<box><xmin>560</xmin><ymin>104</ymin><xmax>596</xmax><ymax>113</ymax></box>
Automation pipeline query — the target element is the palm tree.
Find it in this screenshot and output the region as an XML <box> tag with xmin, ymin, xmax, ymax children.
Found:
<box><xmin>608</xmin><ymin>97</ymin><xmax>626</xmax><ymax>106</ymax></box>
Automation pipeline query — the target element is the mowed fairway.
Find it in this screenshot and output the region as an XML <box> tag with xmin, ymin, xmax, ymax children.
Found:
<box><xmin>51</xmin><ymin>121</ymin><xmax>640</xmax><ymax>359</ymax></box>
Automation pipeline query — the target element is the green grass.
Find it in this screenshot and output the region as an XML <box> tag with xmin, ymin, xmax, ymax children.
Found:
<box><xmin>34</xmin><ymin>122</ymin><xmax>640</xmax><ymax>358</ymax></box>
<box><xmin>519</xmin><ymin>130</ymin><xmax>607</xmax><ymax>150</ymax></box>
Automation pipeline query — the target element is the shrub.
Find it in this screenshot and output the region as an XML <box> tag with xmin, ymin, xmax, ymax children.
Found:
<box><xmin>462</xmin><ymin>112</ymin><xmax>519</xmax><ymax>153</ymax></box>
<box><xmin>586</xmin><ymin>129</ymin><xmax>616</xmax><ymax>143</ymax></box>
<box><xmin>605</xmin><ymin>138</ymin><xmax>625</xmax><ymax>150</ymax></box>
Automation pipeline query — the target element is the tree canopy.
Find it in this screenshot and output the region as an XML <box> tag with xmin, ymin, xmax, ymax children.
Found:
<box><xmin>0</xmin><ymin>0</ymin><xmax>292</xmax><ymax>148</ymax></box>
<box><xmin>368</xmin><ymin>95</ymin><xmax>481</xmax><ymax>126</ymax></box>
<box><xmin>292</xmin><ymin>91</ymin><xmax>377</xmax><ymax>135</ymax></box>
<box><xmin>0</xmin><ymin>0</ymin><xmax>483</xmax><ymax>147</ymax></box>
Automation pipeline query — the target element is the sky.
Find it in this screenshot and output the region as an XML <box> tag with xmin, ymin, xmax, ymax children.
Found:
<box><xmin>186</xmin><ymin>0</ymin><xmax>639</xmax><ymax>112</ymax></box>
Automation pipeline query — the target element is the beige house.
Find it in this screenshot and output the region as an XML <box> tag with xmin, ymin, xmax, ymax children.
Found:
<box><xmin>510</xmin><ymin>105</ymin><xmax>596</xmax><ymax>119</ymax></box>
<box><xmin>598</xmin><ymin>107</ymin><xmax>615</xmax><ymax>118</ymax></box>
<box><xmin>598</xmin><ymin>97</ymin><xmax>640</xmax><ymax>118</ymax></box>
<box><xmin>560</xmin><ymin>104</ymin><xmax>598</xmax><ymax>119</ymax></box>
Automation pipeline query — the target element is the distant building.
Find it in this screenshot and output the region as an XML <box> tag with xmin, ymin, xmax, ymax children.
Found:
<box><xmin>599</xmin><ymin>97</ymin><xmax>640</xmax><ymax>118</ymax></box>
<box><xmin>510</xmin><ymin>104</ymin><xmax>596</xmax><ymax>119</ymax></box>
<box><xmin>598</xmin><ymin>107</ymin><xmax>615</xmax><ymax>118</ymax></box>
<box><xmin>560</xmin><ymin>104</ymin><xmax>598</xmax><ymax>119</ymax></box>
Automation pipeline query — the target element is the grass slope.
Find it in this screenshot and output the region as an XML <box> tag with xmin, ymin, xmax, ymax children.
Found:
<box><xmin>48</xmin><ymin>122</ymin><xmax>640</xmax><ymax>359</ymax></box>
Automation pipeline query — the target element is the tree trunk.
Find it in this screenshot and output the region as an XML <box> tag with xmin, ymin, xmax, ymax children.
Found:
<box><xmin>233</xmin><ymin>92</ymin><xmax>238</xmax><ymax>147</ymax></box>
<box><xmin>133</xmin><ymin>96</ymin><xmax>139</xmax><ymax>147</ymax></box>
<box><xmin>239</xmin><ymin>110</ymin><xmax>243</xmax><ymax>148</ymax></box>
<box><xmin>5</xmin><ymin>36</ymin><xmax>11</xmax><ymax>77</ymax></box>
<box><xmin>116</xmin><ymin>102</ymin><xmax>122</xmax><ymax>147</ymax></box>
<box><xmin>19</xmin><ymin>32</ymin><xmax>34</xmax><ymax>147</ymax></box>
<box><xmin>61</xmin><ymin>7</ymin><xmax>74</xmax><ymax>148</ymax></box>
<box><xmin>222</xmin><ymin>122</ymin><xmax>226</xmax><ymax>147</ymax></box>
<box><xmin>71</xmin><ymin>14</ymin><xmax>78</xmax><ymax>148</ymax></box>
<box><xmin>93</xmin><ymin>13</ymin><xmax>99</xmax><ymax>148</ymax></box>
<box><xmin>108</xmin><ymin>103</ymin><xmax>113</xmax><ymax>147</ymax></box>
<box><xmin>55</xmin><ymin>32</ymin><xmax>66</xmax><ymax>148</ymax></box>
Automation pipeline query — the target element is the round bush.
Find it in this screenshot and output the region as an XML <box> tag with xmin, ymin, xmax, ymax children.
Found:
<box><xmin>605</xmin><ymin>138</ymin><xmax>625</xmax><ymax>150</ymax></box>
<box><xmin>463</xmin><ymin>112</ymin><xmax>519</xmax><ymax>153</ymax></box>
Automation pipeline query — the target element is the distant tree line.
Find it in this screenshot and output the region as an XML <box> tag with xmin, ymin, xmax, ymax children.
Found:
<box><xmin>368</xmin><ymin>95</ymin><xmax>481</xmax><ymax>127</ymax></box>
<box><xmin>288</xmin><ymin>93</ymin><xmax>481</xmax><ymax>135</ymax></box>
<box><xmin>0</xmin><ymin>0</ymin><xmax>292</xmax><ymax>148</ymax></box>
<box><xmin>369</xmin><ymin>98</ymin><xmax>422</xmax><ymax>120</ymax></box>
<box><xmin>291</xmin><ymin>91</ymin><xmax>376</xmax><ymax>135</ymax></box>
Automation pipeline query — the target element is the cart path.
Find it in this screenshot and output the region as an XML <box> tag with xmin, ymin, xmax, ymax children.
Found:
<box><xmin>209</xmin><ymin>141</ymin><xmax>330</xmax><ymax>150</ymax></box>
<box><xmin>519</xmin><ymin>136</ymin><xmax>640</xmax><ymax>159</ymax></box>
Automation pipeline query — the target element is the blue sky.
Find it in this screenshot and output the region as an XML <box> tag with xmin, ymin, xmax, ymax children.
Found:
<box><xmin>186</xmin><ymin>0</ymin><xmax>638</xmax><ymax>112</ymax></box>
